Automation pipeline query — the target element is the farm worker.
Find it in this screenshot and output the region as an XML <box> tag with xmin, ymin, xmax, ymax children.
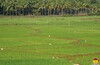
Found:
<box><xmin>92</xmin><ymin>58</ymin><xmax>99</xmax><ymax>65</ymax></box>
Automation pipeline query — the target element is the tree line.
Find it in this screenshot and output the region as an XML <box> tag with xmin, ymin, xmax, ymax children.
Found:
<box><xmin>0</xmin><ymin>0</ymin><xmax>100</xmax><ymax>16</ymax></box>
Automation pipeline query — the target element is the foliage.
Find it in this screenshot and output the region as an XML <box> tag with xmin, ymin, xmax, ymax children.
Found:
<box><xmin>0</xmin><ymin>0</ymin><xmax>100</xmax><ymax>15</ymax></box>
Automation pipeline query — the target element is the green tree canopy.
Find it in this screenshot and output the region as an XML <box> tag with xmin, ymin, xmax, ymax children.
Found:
<box><xmin>0</xmin><ymin>0</ymin><xmax>100</xmax><ymax>15</ymax></box>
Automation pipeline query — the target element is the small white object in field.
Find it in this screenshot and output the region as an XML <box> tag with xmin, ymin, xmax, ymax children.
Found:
<box><xmin>49</xmin><ymin>43</ymin><xmax>52</xmax><ymax>45</ymax></box>
<box><xmin>52</xmin><ymin>57</ymin><xmax>55</xmax><ymax>59</ymax></box>
<box><xmin>73</xmin><ymin>64</ymin><xmax>80</xmax><ymax>65</ymax></box>
<box><xmin>48</xmin><ymin>35</ymin><xmax>51</xmax><ymax>37</ymax></box>
<box><xmin>1</xmin><ymin>48</ymin><xmax>3</xmax><ymax>50</ymax></box>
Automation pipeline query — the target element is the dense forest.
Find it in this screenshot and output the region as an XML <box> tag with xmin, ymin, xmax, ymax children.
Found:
<box><xmin>0</xmin><ymin>0</ymin><xmax>100</xmax><ymax>16</ymax></box>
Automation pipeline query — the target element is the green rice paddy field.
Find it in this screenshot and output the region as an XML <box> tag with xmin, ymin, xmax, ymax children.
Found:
<box><xmin>0</xmin><ymin>16</ymin><xmax>100</xmax><ymax>65</ymax></box>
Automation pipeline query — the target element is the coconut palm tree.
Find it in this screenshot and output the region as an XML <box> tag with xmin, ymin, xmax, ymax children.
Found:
<box><xmin>0</xmin><ymin>0</ymin><xmax>100</xmax><ymax>15</ymax></box>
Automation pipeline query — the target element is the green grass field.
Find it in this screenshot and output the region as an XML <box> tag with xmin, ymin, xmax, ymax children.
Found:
<box><xmin>0</xmin><ymin>16</ymin><xmax>100</xmax><ymax>65</ymax></box>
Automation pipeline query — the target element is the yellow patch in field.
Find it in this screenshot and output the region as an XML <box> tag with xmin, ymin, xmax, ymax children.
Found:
<box><xmin>93</xmin><ymin>58</ymin><xmax>99</xmax><ymax>64</ymax></box>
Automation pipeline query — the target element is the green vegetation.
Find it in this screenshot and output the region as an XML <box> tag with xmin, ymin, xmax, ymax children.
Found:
<box><xmin>0</xmin><ymin>0</ymin><xmax>100</xmax><ymax>15</ymax></box>
<box><xmin>0</xmin><ymin>16</ymin><xmax>100</xmax><ymax>65</ymax></box>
